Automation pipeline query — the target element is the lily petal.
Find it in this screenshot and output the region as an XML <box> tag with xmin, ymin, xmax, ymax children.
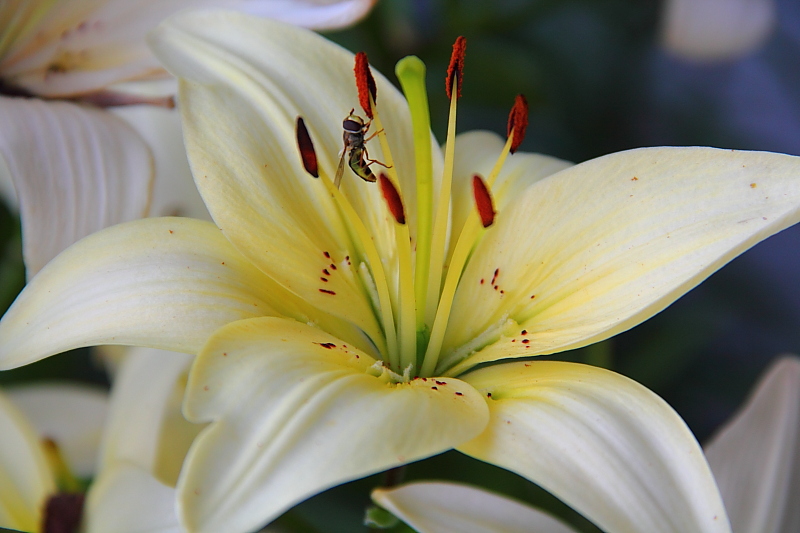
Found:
<box><xmin>235</xmin><ymin>0</ymin><xmax>378</xmax><ymax>31</ymax></box>
<box><xmin>178</xmin><ymin>317</ymin><xmax>489</xmax><ymax>533</ymax></box>
<box><xmin>0</xmin><ymin>217</ymin><xmax>319</xmax><ymax>369</ymax></box>
<box><xmin>111</xmin><ymin>79</ymin><xmax>210</xmax><ymax>220</ymax></box>
<box><xmin>458</xmin><ymin>361</ymin><xmax>730</xmax><ymax>533</ymax></box>
<box><xmin>704</xmin><ymin>356</ymin><xmax>800</xmax><ymax>533</ymax></box>
<box><xmin>444</xmin><ymin>147</ymin><xmax>800</xmax><ymax>374</ymax></box>
<box><xmin>660</xmin><ymin>0</ymin><xmax>776</xmax><ymax>62</ymax></box>
<box><xmin>0</xmin><ymin>390</ymin><xmax>54</xmax><ymax>532</ymax></box>
<box><xmin>149</xmin><ymin>11</ymin><xmax>440</xmax><ymax>340</ymax></box>
<box><xmin>86</xmin><ymin>462</ymin><xmax>182</xmax><ymax>533</ymax></box>
<box><xmin>372</xmin><ymin>481</ymin><xmax>579</xmax><ymax>533</ymax></box>
<box><xmin>1</xmin><ymin>0</ymin><xmax>376</xmax><ymax>97</ymax></box>
<box><xmin>0</xmin><ymin>96</ymin><xmax>153</xmax><ymax>277</ymax></box>
<box><xmin>86</xmin><ymin>348</ymin><xmax>198</xmax><ymax>533</ymax></box>
<box><xmin>6</xmin><ymin>383</ymin><xmax>108</xmax><ymax>477</ymax></box>
<box><xmin>96</xmin><ymin>347</ymin><xmax>195</xmax><ymax>484</ymax></box>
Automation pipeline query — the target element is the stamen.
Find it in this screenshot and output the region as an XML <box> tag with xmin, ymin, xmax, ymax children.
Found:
<box><xmin>445</xmin><ymin>36</ymin><xmax>466</xmax><ymax>100</ymax></box>
<box><xmin>295</xmin><ymin>117</ymin><xmax>319</xmax><ymax>178</ymax></box>
<box><xmin>507</xmin><ymin>94</ymin><xmax>529</xmax><ymax>154</ymax></box>
<box><xmin>472</xmin><ymin>174</ymin><xmax>496</xmax><ymax>227</ymax></box>
<box><xmin>354</xmin><ymin>52</ymin><xmax>377</xmax><ymax>119</ymax></box>
<box><xmin>42</xmin><ymin>438</ymin><xmax>82</xmax><ymax>493</ymax></box>
<box><xmin>379</xmin><ymin>174</ymin><xmax>406</xmax><ymax>224</ymax></box>
<box><xmin>425</xmin><ymin>40</ymin><xmax>465</xmax><ymax>330</ymax></box>
<box><xmin>315</xmin><ymin>154</ymin><xmax>398</xmax><ymax>368</ymax></box>
<box><xmin>379</xmin><ymin>173</ymin><xmax>417</xmax><ymax>372</ymax></box>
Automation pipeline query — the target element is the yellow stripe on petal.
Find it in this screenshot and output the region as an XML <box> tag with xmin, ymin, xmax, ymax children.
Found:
<box><xmin>459</xmin><ymin>361</ymin><xmax>730</xmax><ymax>533</ymax></box>
<box><xmin>178</xmin><ymin>317</ymin><xmax>489</xmax><ymax>533</ymax></box>
<box><xmin>444</xmin><ymin>147</ymin><xmax>800</xmax><ymax>374</ymax></box>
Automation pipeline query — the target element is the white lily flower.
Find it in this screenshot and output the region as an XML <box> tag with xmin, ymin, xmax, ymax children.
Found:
<box><xmin>0</xmin><ymin>0</ymin><xmax>375</xmax><ymax>277</ymax></box>
<box><xmin>3</xmin><ymin>9</ymin><xmax>800</xmax><ymax>532</ymax></box>
<box><xmin>660</xmin><ymin>0</ymin><xmax>777</xmax><ymax>61</ymax></box>
<box><xmin>0</xmin><ymin>383</ymin><xmax>107</xmax><ymax>532</ymax></box>
<box><xmin>0</xmin><ymin>348</ymin><xmax>197</xmax><ymax>533</ymax></box>
<box><xmin>373</xmin><ymin>355</ymin><xmax>800</xmax><ymax>533</ymax></box>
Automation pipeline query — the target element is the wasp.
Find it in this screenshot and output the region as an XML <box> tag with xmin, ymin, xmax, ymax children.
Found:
<box><xmin>333</xmin><ymin>109</ymin><xmax>389</xmax><ymax>187</ymax></box>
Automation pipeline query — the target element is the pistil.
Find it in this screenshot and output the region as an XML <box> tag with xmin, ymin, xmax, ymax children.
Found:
<box><xmin>395</xmin><ymin>56</ymin><xmax>434</xmax><ymax>338</ymax></box>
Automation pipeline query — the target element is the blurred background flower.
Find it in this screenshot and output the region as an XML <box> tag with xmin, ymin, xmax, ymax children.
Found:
<box><xmin>1</xmin><ymin>0</ymin><xmax>799</xmax><ymax>531</ymax></box>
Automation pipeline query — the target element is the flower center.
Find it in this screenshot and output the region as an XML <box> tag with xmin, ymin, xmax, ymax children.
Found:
<box><xmin>41</xmin><ymin>438</ymin><xmax>85</xmax><ymax>533</ymax></box>
<box><xmin>296</xmin><ymin>39</ymin><xmax>528</xmax><ymax>379</ymax></box>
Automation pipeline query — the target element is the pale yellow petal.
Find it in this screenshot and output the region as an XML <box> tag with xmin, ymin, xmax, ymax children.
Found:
<box><xmin>705</xmin><ymin>356</ymin><xmax>800</xmax><ymax>533</ymax></box>
<box><xmin>178</xmin><ymin>317</ymin><xmax>488</xmax><ymax>533</ymax></box>
<box><xmin>443</xmin><ymin>147</ymin><xmax>800</xmax><ymax>374</ymax></box>
<box><xmin>149</xmin><ymin>11</ymin><xmax>442</xmax><ymax>342</ymax></box>
<box><xmin>0</xmin><ymin>96</ymin><xmax>153</xmax><ymax>278</ymax></box>
<box><xmin>372</xmin><ymin>481</ymin><xmax>579</xmax><ymax>533</ymax></box>
<box><xmin>0</xmin><ymin>391</ymin><xmax>54</xmax><ymax>532</ymax></box>
<box><xmin>459</xmin><ymin>361</ymin><xmax>730</xmax><ymax>533</ymax></box>
<box><xmin>0</xmin><ymin>217</ymin><xmax>364</xmax><ymax>370</ymax></box>
<box><xmin>7</xmin><ymin>383</ymin><xmax>108</xmax><ymax>478</ymax></box>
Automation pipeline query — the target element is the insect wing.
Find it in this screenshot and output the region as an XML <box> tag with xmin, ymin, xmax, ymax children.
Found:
<box><xmin>333</xmin><ymin>137</ymin><xmax>350</xmax><ymax>188</ymax></box>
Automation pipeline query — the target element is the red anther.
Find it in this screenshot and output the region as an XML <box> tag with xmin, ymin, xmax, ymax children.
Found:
<box><xmin>379</xmin><ymin>174</ymin><xmax>406</xmax><ymax>225</ymax></box>
<box><xmin>472</xmin><ymin>174</ymin><xmax>496</xmax><ymax>228</ymax></box>
<box><xmin>507</xmin><ymin>94</ymin><xmax>529</xmax><ymax>154</ymax></box>
<box><xmin>445</xmin><ymin>36</ymin><xmax>466</xmax><ymax>100</ymax></box>
<box><xmin>295</xmin><ymin>117</ymin><xmax>318</xmax><ymax>178</ymax></box>
<box><xmin>354</xmin><ymin>51</ymin><xmax>377</xmax><ymax>119</ymax></box>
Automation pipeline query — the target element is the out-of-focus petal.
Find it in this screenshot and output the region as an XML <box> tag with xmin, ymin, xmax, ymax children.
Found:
<box><xmin>6</xmin><ymin>383</ymin><xmax>108</xmax><ymax>477</ymax></box>
<box><xmin>1</xmin><ymin>0</ymin><xmax>376</xmax><ymax>97</ymax></box>
<box><xmin>372</xmin><ymin>481</ymin><xmax>579</xmax><ymax>533</ymax></box>
<box><xmin>705</xmin><ymin>356</ymin><xmax>800</xmax><ymax>533</ymax></box>
<box><xmin>96</xmin><ymin>347</ymin><xmax>195</xmax><ymax>482</ymax></box>
<box><xmin>0</xmin><ymin>391</ymin><xmax>54</xmax><ymax>532</ymax></box>
<box><xmin>0</xmin><ymin>96</ymin><xmax>153</xmax><ymax>277</ymax></box>
<box><xmin>86</xmin><ymin>462</ymin><xmax>182</xmax><ymax>533</ymax></box>
<box><xmin>660</xmin><ymin>0</ymin><xmax>776</xmax><ymax>61</ymax></box>
<box><xmin>459</xmin><ymin>361</ymin><xmax>730</xmax><ymax>533</ymax></box>
<box><xmin>110</xmin><ymin>78</ymin><xmax>210</xmax><ymax>220</ymax></box>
